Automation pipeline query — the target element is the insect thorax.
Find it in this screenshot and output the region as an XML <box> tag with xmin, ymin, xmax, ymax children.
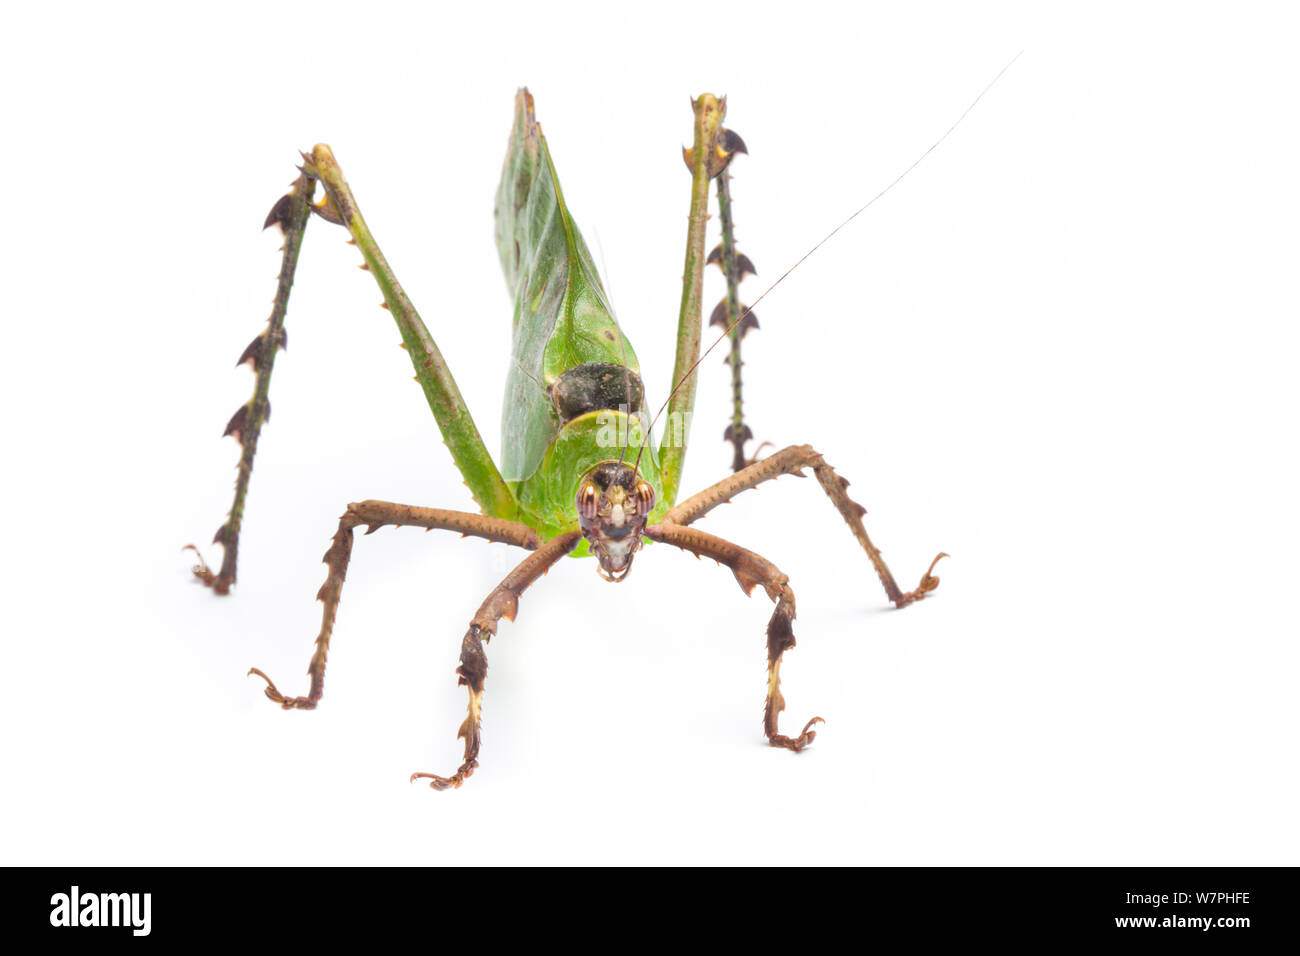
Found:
<box><xmin>550</xmin><ymin>362</ymin><xmax>644</xmax><ymax>423</ymax></box>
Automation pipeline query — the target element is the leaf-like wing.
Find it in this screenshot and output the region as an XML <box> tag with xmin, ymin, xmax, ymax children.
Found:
<box><xmin>494</xmin><ymin>89</ymin><xmax>641</xmax><ymax>482</ymax></box>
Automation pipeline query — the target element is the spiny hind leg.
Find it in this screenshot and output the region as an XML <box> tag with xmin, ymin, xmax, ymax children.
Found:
<box><xmin>191</xmin><ymin>147</ymin><xmax>516</xmax><ymax>594</ymax></box>
<box><xmin>645</xmin><ymin>522</ymin><xmax>822</xmax><ymax>752</ymax></box>
<box><xmin>664</xmin><ymin>444</ymin><xmax>946</xmax><ymax>608</ymax></box>
<box><xmin>411</xmin><ymin>531</ymin><xmax>582</xmax><ymax>790</ymax></box>
<box><xmin>249</xmin><ymin>502</ymin><xmax>538</xmax><ymax>710</ymax></box>
<box><xmin>189</xmin><ymin>170</ymin><xmax>315</xmax><ymax>594</ymax></box>
<box><xmin>302</xmin><ymin>145</ymin><xmax>513</xmax><ymax>517</ymax></box>
<box><xmin>704</xmin><ymin>128</ymin><xmax>763</xmax><ymax>473</ymax></box>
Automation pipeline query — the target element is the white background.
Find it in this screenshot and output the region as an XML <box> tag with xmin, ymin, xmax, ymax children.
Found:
<box><xmin>3</xmin><ymin>1</ymin><xmax>1296</xmax><ymax>865</ymax></box>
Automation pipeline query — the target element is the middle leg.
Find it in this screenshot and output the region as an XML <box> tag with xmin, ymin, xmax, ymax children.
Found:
<box><xmin>249</xmin><ymin>502</ymin><xmax>538</xmax><ymax>710</ymax></box>
<box><xmin>663</xmin><ymin>444</ymin><xmax>946</xmax><ymax>608</ymax></box>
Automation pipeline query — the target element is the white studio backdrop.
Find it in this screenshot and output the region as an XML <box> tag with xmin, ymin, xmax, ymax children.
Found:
<box><xmin>2</xmin><ymin>0</ymin><xmax>1297</xmax><ymax>865</ymax></box>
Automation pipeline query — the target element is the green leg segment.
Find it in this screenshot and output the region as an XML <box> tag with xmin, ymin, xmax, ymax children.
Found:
<box><xmin>304</xmin><ymin>145</ymin><xmax>517</xmax><ymax>521</ymax></box>
<box><xmin>195</xmin><ymin>149</ymin><xmax>517</xmax><ymax>594</ymax></box>
<box><xmin>656</xmin><ymin>94</ymin><xmax>726</xmax><ymax>507</ymax></box>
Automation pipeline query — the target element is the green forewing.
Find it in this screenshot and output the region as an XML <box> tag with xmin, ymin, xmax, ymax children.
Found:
<box><xmin>494</xmin><ymin>89</ymin><xmax>643</xmax><ymax>483</ymax></box>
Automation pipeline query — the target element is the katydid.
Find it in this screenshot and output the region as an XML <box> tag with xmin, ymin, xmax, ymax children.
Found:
<box><xmin>190</xmin><ymin>89</ymin><xmax>951</xmax><ymax>790</ymax></box>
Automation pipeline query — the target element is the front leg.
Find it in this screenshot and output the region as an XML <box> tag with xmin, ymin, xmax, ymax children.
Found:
<box><xmin>645</xmin><ymin>522</ymin><xmax>822</xmax><ymax>752</ymax></box>
<box><xmin>411</xmin><ymin>530</ymin><xmax>583</xmax><ymax>790</ymax></box>
<box><xmin>665</xmin><ymin>444</ymin><xmax>946</xmax><ymax>608</ymax></box>
<box><xmin>249</xmin><ymin>502</ymin><xmax>538</xmax><ymax>710</ymax></box>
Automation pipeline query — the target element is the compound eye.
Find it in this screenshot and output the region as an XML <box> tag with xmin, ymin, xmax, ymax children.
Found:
<box><xmin>634</xmin><ymin>480</ymin><xmax>656</xmax><ymax>516</ymax></box>
<box><xmin>578</xmin><ymin>483</ymin><xmax>599</xmax><ymax>520</ymax></box>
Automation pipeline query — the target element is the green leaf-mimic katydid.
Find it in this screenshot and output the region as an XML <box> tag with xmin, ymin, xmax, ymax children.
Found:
<box><xmin>189</xmin><ymin>89</ymin><xmax>957</xmax><ymax>790</ymax></box>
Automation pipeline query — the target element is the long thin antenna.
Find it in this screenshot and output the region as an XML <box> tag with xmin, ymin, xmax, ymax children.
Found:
<box><xmin>635</xmin><ymin>51</ymin><xmax>1023</xmax><ymax>472</ymax></box>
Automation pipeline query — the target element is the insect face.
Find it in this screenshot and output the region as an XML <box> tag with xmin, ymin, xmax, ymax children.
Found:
<box><xmin>576</xmin><ymin>463</ymin><xmax>656</xmax><ymax>582</ymax></box>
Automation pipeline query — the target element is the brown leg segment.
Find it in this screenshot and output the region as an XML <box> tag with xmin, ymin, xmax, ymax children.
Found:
<box><xmin>411</xmin><ymin>530</ymin><xmax>583</xmax><ymax>790</ymax></box>
<box><xmin>645</xmin><ymin>522</ymin><xmax>822</xmax><ymax>752</ymax></box>
<box><xmin>664</xmin><ymin>444</ymin><xmax>946</xmax><ymax>609</ymax></box>
<box><xmin>248</xmin><ymin>502</ymin><xmax>538</xmax><ymax>710</ymax></box>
